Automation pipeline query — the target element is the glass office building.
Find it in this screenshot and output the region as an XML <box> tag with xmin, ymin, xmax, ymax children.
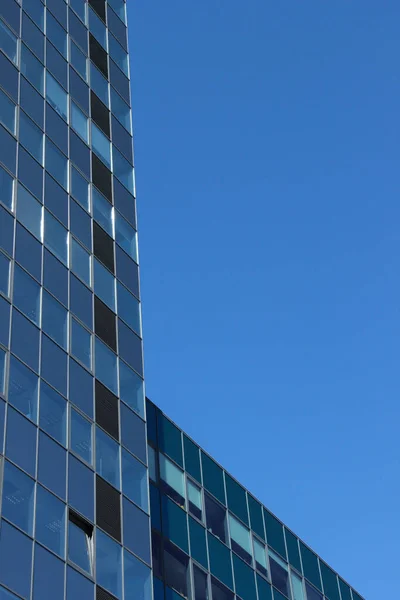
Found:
<box><xmin>0</xmin><ymin>0</ymin><xmax>151</xmax><ymax>598</ymax></box>
<box><xmin>147</xmin><ymin>399</ymin><xmax>365</xmax><ymax>600</ymax></box>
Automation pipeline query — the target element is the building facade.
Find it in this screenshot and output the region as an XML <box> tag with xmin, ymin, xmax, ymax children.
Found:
<box><xmin>147</xmin><ymin>399</ymin><xmax>365</xmax><ymax>600</ymax></box>
<box><xmin>0</xmin><ymin>0</ymin><xmax>151</xmax><ymax>598</ymax></box>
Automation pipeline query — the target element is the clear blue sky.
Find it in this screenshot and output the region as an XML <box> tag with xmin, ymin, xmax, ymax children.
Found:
<box><xmin>128</xmin><ymin>2</ymin><xmax>400</xmax><ymax>598</ymax></box>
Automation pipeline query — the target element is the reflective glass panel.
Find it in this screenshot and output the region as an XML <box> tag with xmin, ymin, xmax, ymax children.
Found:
<box><xmin>70</xmin><ymin>407</ymin><xmax>92</xmax><ymax>464</ymax></box>
<box><xmin>6</xmin><ymin>406</ymin><xmax>37</xmax><ymax>476</ymax></box>
<box><xmin>91</xmin><ymin>122</ymin><xmax>111</xmax><ymax>169</ymax></box>
<box><xmin>68</xmin><ymin>519</ymin><xmax>92</xmax><ymax>574</ymax></box>
<box><xmin>71</xmin><ymin>101</ymin><xmax>88</xmax><ymax>142</ymax></box>
<box><xmin>35</xmin><ymin>485</ymin><xmax>66</xmax><ymax>557</ymax></box>
<box><xmin>0</xmin><ymin>89</ymin><xmax>16</xmax><ymax>134</ymax></box>
<box><xmin>21</xmin><ymin>44</ymin><xmax>44</xmax><ymax>94</ymax></box>
<box><xmin>45</xmin><ymin>140</ymin><xmax>68</xmax><ymax>191</ymax></box>
<box><xmin>0</xmin><ymin>166</ymin><xmax>14</xmax><ymax>211</ymax></box>
<box><xmin>13</xmin><ymin>264</ymin><xmax>41</xmax><ymax>325</ymax></box>
<box><xmin>119</xmin><ymin>360</ymin><xmax>144</xmax><ymax>418</ymax></box>
<box><xmin>96</xmin><ymin>530</ymin><xmax>122</xmax><ymax>599</ymax></box>
<box><xmin>71</xmin><ymin>237</ymin><xmax>91</xmax><ymax>286</ymax></box>
<box><xmin>93</xmin><ymin>258</ymin><xmax>115</xmax><ymax>311</ymax></box>
<box><xmin>95</xmin><ymin>337</ymin><xmax>118</xmax><ymax>395</ymax></box>
<box><xmin>39</xmin><ymin>380</ymin><xmax>67</xmax><ymax>445</ymax></box>
<box><xmin>19</xmin><ymin>111</ymin><xmax>43</xmax><ymax>164</ymax></box>
<box><xmin>70</xmin><ymin>39</ymin><xmax>87</xmax><ymax>81</ymax></box>
<box><xmin>0</xmin><ymin>521</ymin><xmax>33</xmax><ymax>599</ymax></box>
<box><xmin>2</xmin><ymin>461</ymin><xmax>35</xmax><ymax>535</ymax></box>
<box><xmin>121</xmin><ymin>448</ymin><xmax>149</xmax><ymax>513</ymax></box>
<box><xmin>37</xmin><ymin>430</ymin><xmax>66</xmax><ymax>499</ymax></box>
<box><xmin>70</xmin><ymin>165</ymin><xmax>89</xmax><ymax>211</ymax></box>
<box><xmin>8</xmin><ymin>354</ymin><xmax>38</xmax><ymax>421</ymax></box>
<box><xmin>46</xmin><ymin>73</ymin><xmax>68</xmax><ymax>121</ymax></box>
<box><xmin>16</xmin><ymin>183</ymin><xmax>42</xmax><ymax>241</ymax></box>
<box><xmin>92</xmin><ymin>186</ymin><xmax>113</xmax><ymax>236</ymax></box>
<box><xmin>68</xmin><ymin>455</ymin><xmax>94</xmax><ymax>522</ymax></box>
<box><xmin>96</xmin><ymin>426</ymin><xmax>120</xmax><ymax>489</ymax></box>
<box><xmin>0</xmin><ymin>20</ymin><xmax>18</xmax><ymax>64</ymax></box>
<box><xmin>41</xmin><ymin>290</ymin><xmax>68</xmax><ymax>350</ymax></box>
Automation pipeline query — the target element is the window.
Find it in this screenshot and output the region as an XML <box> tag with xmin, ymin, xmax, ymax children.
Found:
<box><xmin>66</xmin><ymin>567</ymin><xmax>94</xmax><ymax>600</ymax></box>
<box><xmin>124</xmin><ymin>549</ymin><xmax>151</xmax><ymax>600</ymax></box>
<box><xmin>188</xmin><ymin>479</ymin><xmax>203</xmax><ymax>521</ymax></box>
<box><xmin>163</xmin><ymin>540</ymin><xmax>189</xmax><ymax>598</ymax></box>
<box><xmin>16</xmin><ymin>183</ymin><xmax>42</xmax><ymax>240</ymax></box>
<box><xmin>46</xmin><ymin>11</ymin><xmax>67</xmax><ymax>57</ymax></box>
<box><xmin>70</xmin><ymin>0</ymin><xmax>86</xmax><ymax>24</ymax></box>
<box><xmin>211</xmin><ymin>577</ymin><xmax>234</xmax><ymax>600</ymax></box>
<box><xmin>68</xmin><ymin>454</ymin><xmax>94</xmax><ymax>522</ymax></box>
<box><xmin>70</xmin><ymin>237</ymin><xmax>91</xmax><ymax>286</ymax></box>
<box><xmin>148</xmin><ymin>445</ymin><xmax>157</xmax><ymax>482</ymax></box>
<box><xmin>0</xmin><ymin>123</ymin><xmax>16</xmax><ymax>176</ymax></box>
<box><xmin>8</xmin><ymin>355</ymin><xmax>38</xmax><ymax>421</ymax></box>
<box><xmin>90</xmin><ymin>63</ymin><xmax>109</xmax><ymax>106</ymax></box>
<box><xmin>0</xmin><ymin>89</ymin><xmax>16</xmax><ymax>134</ymax></box>
<box><xmin>228</xmin><ymin>514</ymin><xmax>252</xmax><ymax>564</ymax></box>
<box><xmin>46</xmin><ymin>39</ymin><xmax>68</xmax><ymax>90</ymax></box>
<box><xmin>92</xmin><ymin>186</ymin><xmax>114</xmax><ymax>236</ymax></box>
<box><xmin>33</xmin><ymin>543</ymin><xmax>65</xmax><ymax>600</ymax></box>
<box><xmin>6</xmin><ymin>407</ymin><xmax>37</xmax><ymax>476</ymax></box>
<box><xmin>46</xmin><ymin>73</ymin><xmax>68</xmax><ymax>121</ymax></box>
<box><xmin>22</xmin><ymin>12</ymin><xmax>44</xmax><ymax>62</ymax></box>
<box><xmin>24</xmin><ymin>0</ymin><xmax>45</xmax><ymax>31</ymax></box>
<box><xmin>0</xmin><ymin>20</ymin><xmax>18</xmax><ymax>64</ymax></box>
<box><xmin>70</xmin><ymin>273</ymin><xmax>92</xmax><ymax>329</ymax></box>
<box><xmin>0</xmin><ymin>521</ymin><xmax>33</xmax><ymax>599</ymax></box>
<box><xmin>70</xmin><ymin>39</ymin><xmax>87</xmax><ymax>81</ymax></box>
<box><xmin>96</xmin><ymin>530</ymin><xmax>122</xmax><ymax>599</ymax></box>
<box><xmin>118</xmin><ymin>319</ymin><xmax>143</xmax><ymax>375</ymax></box>
<box><xmin>46</xmin><ymin>103</ymin><xmax>68</xmax><ymax>156</ymax></box>
<box><xmin>292</xmin><ymin>573</ymin><xmax>306</xmax><ymax>600</ymax></box>
<box><xmin>70</xmin><ymin>165</ymin><xmax>89</xmax><ymax>211</ymax></box>
<box><xmin>95</xmin><ymin>337</ymin><xmax>118</xmax><ymax>395</ymax></box>
<box><xmin>119</xmin><ymin>360</ymin><xmax>145</xmax><ymax>417</ymax></box>
<box><xmin>43</xmin><ymin>249</ymin><xmax>68</xmax><ymax>306</ymax></box>
<box><xmin>305</xmin><ymin>583</ymin><xmax>323</xmax><ymax>600</ymax></box>
<box><xmin>69</xmin><ymin>358</ymin><xmax>94</xmax><ymax>419</ymax></box>
<box><xmin>121</xmin><ymin>448</ymin><xmax>148</xmax><ymax>512</ymax></box>
<box><xmin>110</xmin><ymin>88</ymin><xmax>131</xmax><ymax>132</ymax></box>
<box><xmin>108</xmin><ymin>0</ymin><xmax>126</xmax><ymax>23</ymax></box>
<box><xmin>69</xmin><ymin>9</ymin><xmax>88</xmax><ymax>53</ymax></box>
<box><xmin>38</xmin><ymin>431</ymin><xmax>67</xmax><ymax>499</ymax></box>
<box><xmin>0</xmin><ymin>253</ymin><xmax>10</xmax><ymax>297</ymax></box>
<box><xmin>71</xmin><ymin>101</ymin><xmax>88</xmax><ymax>142</ymax></box>
<box><xmin>91</xmin><ymin>122</ymin><xmax>111</xmax><ymax>168</ymax></box>
<box><xmin>205</xmin><ymin>494</ymin><xmax>227</xmax><ymax>544</ymax></box>
<box><xmin>0</xmin><ymin>296</ymin><xmax>10</xmax><ymax>350</ymax></box>
<box><xmin>109</xmin><ymin>36</ymin><xmax>129</xmax><ymax>77</ymax></box>
<box><xmin>39</xmin><ymin>380</ymin><xmax>67</xmax><ymax>445</ymax></box>
<box><xmin>13</xmin><ymin>264</ymin><xmax>40</xmax><ymax>325</ymax></box>
<box><xmin>123</xmin><ymin>497</ymin><xmax>151</xmax><ymax>564</ymax></box>
<box><xmin>0</xmin><ymin>349</ymin><xmax>5</xmax><ymax>395</ymax></box>
<box><xmin>202</xmin><ymin>452</ymin><xmax>225</xmax><ymax>504</ymax></box>
<box><xmin>159</xmin><ymin>453</ymin><xmax>185</xmax><ymax>507</ymax></box>
<box><xmin>120</xmin><ymin>402</ymin><xmax>146</xmax><ymax>463</ymax></box>
<box><xmin>45</xmin><ymin>139</ymin><xmax>68</xmax><ymax>190</ymax></box>
<box><xmin>94</xmin><ymin>257</ymin><xmax>115</xmax><ymax>310</ymax></box>
<box><xmin>41</xmin><ymin>333</ymin><xmax>68</xmax><ymax>396</ymax></box>
<box><xmin>0</xmin><ymin>166</ymin><xmax>14</xmax><ymax>211</ymax></box>
<box><xmin>269</xmin><ymin>551</ymin><xmax>290</xmax><ymax>598</ymax></box>
<box><xmin>21</xmin><ymin>44</ymin><xmax>44</xmax><ymax>94</ymax></box>
<box><xmin>96</xmin><ymin>426</ymin><xmax>120</xmax><ymax>489</ymax></box>
<box><xmin>91</xmin><ymin>91</ymin><xmax>110</xmax><ymax>137</ymax></box>
<box><xmin>19</xmin><ymin>111</ymin><xmax>43</xmax><ymax>164</ymax></box>
<box><xmin>36</xmin><ymin>485</ymin><xmax>66</xmax><ymax>557</ymax></box>
<box><xmin>117</xmin><ymin>280</ymin><xmax>141</xmax><ymax>334</ymax></box>
<box><xmin>70</xmin><ymin>407</ymin><xmax>92</xmax><ymax>464</ymax></box>
<box><xmin>42</xmin><ymin>290</ymin><xmax>68</xmax><ymax>350</ymax></box>
<box><xmin>193</xmin><ymin>565</ymin><xmax>208</xmax><ymax>600</ymax></box>
<box><xmin>253</xmin><ymin>537</ymin><xmax>268</xmax><ymax>577</ymax></box>
<box><xmin>68</xmin><ymin>512</ymin><xmax>93</xmax><ymax>574</ymax></box>
<box><xmin>113</xmin><ymin>146</ymin><xmax>135</xmax><ymax>195</ymax></box>
<box><xmin>11</xmin><ymin>308</ymin><xmax>40</xmax><ymax>373</ymax></box>
<box><xmin>88</xmin><ymin>7</ymin><xmax>107</xmax><ymax>50</ymax></box>
<box><xmin>225</xmin><ymin>475</ymin><xmax>248</xmax><ymax>526</ymax></box>
<box><xmin>15</xmin><ymin>223</ymin><xmax>41</xmax><ymax>282</ymax></box>
<box><xmin>2</xmin><ymin>461</ymin><xmax>35</xmax><ymax>535</ymax></box>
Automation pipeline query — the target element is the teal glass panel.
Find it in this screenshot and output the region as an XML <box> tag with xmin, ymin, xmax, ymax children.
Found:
<box><xmin>207</xmin><ymin>532</ymin><xmax>233</xmax><ymax>590</ymax></box>
<box><xmin>273</xmin><ymin>590</ymin><xmax>288</xmax><ymax>600</ymax></box>
<box><xmin>248</xmin><ymin>495</ymin><xmax>265</xmax><ymax>541</ymax></box>
<box><xmin>161</xmin><ymin>495</ymin><xmax>188</xmax><ymax>553</ymax></box>
<box><xmin>201</xmin><ymin>452</ymin><xmax>225</xmax><ymax>505</ymax></box>
<box><xmin>183</xmin><ymin>435</ymin><xmax>201</xmax><ymax>483</ymax></box>
<box><xmin>338</xmin><ymin>580</ymin><xmax>352</xmax><ymax>600</ymax></box>
<box><xmin>285</xmin><ymin>529</ymin><xmax>302</xmax><ymax>573</ymax></box>
<box><xmin>225</xmin><ymin>474</ymin><xmax>248</xmax><ymax>525</ymax></box>
<box><xmin>291</xmin><ymin>572</ymin><xmax>305</xmax><ymax>600</ymax></box>
<box><xmin>320</xmin><ymin>562</ymin><xmax>340</xmax><ymax>600</ymax></box>
<box><xmin>188</xmin><ymin>516</ymin><xmax>208</xmax><ymax>570</ymax></box>
<box><xmin>300</xmin><ymin>542</ymin><xmax>322</xmax><ymax>591</ymax></box>
<box><xmin>229</xmin><ymin>514</ymin><xmax>252</xmax><ymax>565</ymax></box>
<box><xmin>264</xmin><ymin>510</ymin><xmax>286</xmax><ymax>560</ymax></box>
<box><xmin>150</xmin><ymin>484</ymin><xmax>161</xmax><ymax>531</ymax></box>
<box><xmin>157</xmin><ymin>412</ymin><xmax>183</xmax><ymax>467</ymax></box>
<box><xmin>159</xmin><ymin>453</ymin><xmax>185</xmax><ymax>506</ymax></box>
<box><xmin>146</xmin><ymin>399</ymin><xmax>157</xmax><ymax>446</ymax></box>
<box><xmin>232</xmin><ymin>554</ymin><xmax>257</xmax><ymax>600</ymax></box>
<box><xmin>257</xmin><ymin>575</ymin><xmax>273</xmax><ymax>600</ymax></box>
<box><xmin>351</xmin><ymin>592</ymin><xmax>363</xmax><ymax>600</ymax></box>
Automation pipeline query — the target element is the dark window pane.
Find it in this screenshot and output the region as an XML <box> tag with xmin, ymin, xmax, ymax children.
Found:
<box><xmin>163</xmin><ymin>541</ymin><xmax>189</xmax><ymax>598</ymax></box>
<box><xmin>15</xmin><ymin>223</ymin><xmax>42</xmax><ymax>282</ymax></box>
<box><xmin>202</xmin><ymin>452</ymin><xmax>225</xmax><ymax>504</ymax></box>
<box><xmin>207</xmin><ymin>532</ymin><xmax>233</xmax><ymax>590</ymax></box>
<box><xmin>89</xmin><ymin>34</ymin><xmax>108</xmax><ymax>77</ymax></box>
<box><xmin>0</xmin><ymin>296</ymin><xmax>10</xmax><ymax>349</ymax></box>
<box><xmin>46</xmin><ymin>40</ymin><xmax>68</xmax><ymax>89</ymax></box>
<box><xmin>189</xmin><ymin>517</ymin><xmax>208</xmax><ymax>569</ymax></box>
<box><xmin>69</xmin><ymin>358</ymin><xmax>94</xmax><ymax>419</ymax></box>
<box><xmin>285</xmin><ymin>529</ymin><xmax>301</xmax><ymax>574</ymax></box>
<box><xmin>157</xmin><ymin>412</ymin><xmax>183</xmax><ymax>467</ymax></box>
<box><xmin>43</xmin><ymin>249</ymin><xmax>68</xmax><ymax>306</ymax></box>
<box><xmin>113</xmin><ymin>178</ymin><xmax>136</xmax><ymax>228</ymax></box>
<box><xmin>69</xmin><ymin>8</ymin><xmax>88</xmax><ymax>53</ymax></box>
<box><xmin>232</xmin><ymin>554</ymin><xmax>257</xmax><ymax>600</ymax></box>
<box><xmin>70</xmin><ymin>273</ymin><xmax>93</xmax><ymax>329</ymax></box>
<box><xmin>305</xmin><ymin>583</ymin><xmax>323</xmax><ymax>600</ymax></box>
<box><xmin>161</xmin><ymin>495</ymin><xmax>188</xmax><ymax>554</ymax></box>
<box><xmin>107</xmin><ymin>6</ymin><xmax>127</xmax><ymax>51</ymax></box>
<box><xmin>0</xmin><ymin>205</ymin><xmax>14</xmax><ymax>257</ymax></box>
<box><xmin>93</xmin><ymin>222</ymin><xmax>114</xmax><ymax>273</ymax></box>
<box><xmin>95</xmin><ymin>296</ymin><xmax>116</xmax><ymax>351</ymax></box>
<box><xmin>110</xmin><ymin>60</ymin><xmax>129</xmax><ymax>104</ymax></box>
<box><xmin>70</xmin><ymin>129</ymin><xmax>91</xmax><ymax>180</ymax></box>
<box><xmin>8</xmin><ymin>354</ymin><xmax>38</xmax><ymax>421</ymax></box>
<box><xmin>89</xmin><ymin>0</ymin><xmax>106</xmax><ymax>22</ymax></box>
<box><xmin>122</xmin><ymin>497</ymin><xmax>150</xmax><ymax>563</ymax></box>
<box><xmin>320</xmin><ymin>562</ymin><xmax>340</xmax><ymax>600</ymax></box>
<box><xmin>300</xmin><ymin>543</ymin><xmax>322</xmax><ymax>591</ymax></box>
<box><xmin>35</xmin><ymin>485</ymin><xmax>66</xmax><ymax>557</ymax></box>
<box><xmin>264</xmin><ymin>511</ymin><xmax>286</xmax><ymax>560</ymax></box>
<box><xmin>111</xmin><ymin>117</ymin><xmax>133</xmax><ymax>164</ymax></box>
<box><xmin>70</xmin><ymin>67</ymin><xmax>89</xmax><ymax>114</ymax></box>
<box><xmin>211</xmin><ymin>578</ymin><xmax>234</xmax><ymax>600</ymax></box>
<box><xmin>68</xmin><ymin>454</ymin><xmax>94</xmax><ymax>522</ymax></box>
<box><xmin>41</xmin><ymin>334</ymin><xmax>68</xmax><ymax>396</ymax></box>
<box><xmin>44</xmin><ymin>172</ymin><xmax>68</xmax><ymax>225</ymax></box>
<box><xmin>92</xmin><ymin>153</ymin><xmax>112</xmax><ymax>201</ymax></box>
<box><xmin>205</xmin><ymin>494</ymin><xmax>226</xmax><ymax>544</ymax></box>
<box><xmin>269</xmin><ymin>553</ymin><xmax>290</xmax><ymax>598</ymax></box>
<box><xmin>67</xmin><ymin>567</ymin><xmax>94</xmax><ymax>600</ymax></box>
<box><xmin>120</xmin><ymin>402</ymin><xmax>146</xmax><ymax>463</ymax></box>
<box><xmin>39</xmin><ymin>379</ymin><xmax>67</xmax><ymax>445</ymax></box>
<box><xmin>225</xmin><ymin>474</ymin><xmax>248</xmax><ymax>526</ymax></box>
<box><xmin>47</xmin><ymin>0</ymin><xmax>67</xmax><ymax>29</ymax></box>
<box><xmin>70</xmin><ymin>199</ymin><xmax>92</xmax><ymax>250</ymax></box>
<box><xmin>42</xmin><ymin>290</ymin><xmax>68</xmax><ymax>350</ymax></box>
<box><xmin>95</xmin><ymin>379</ymin><xmax>119</xmax><ymax>440</ymax></box>
<box><xmin>0</xmin><ymin>0</ymin><xmax>20</xmax><ymax>35</ymax></box>
<box><xmin>248</xmin><ymin>496</ymin><xmax>265</xmax><ymax>541</ymax></box>
<box><xmin>91</xmin><ymin>91</ymin><xmax>110</xmax><ymax>137</ymax></box>
<box><xmin>18</xmin><ymin>146</ymin><xmax>43</xmax><ymax>201</ymax></box>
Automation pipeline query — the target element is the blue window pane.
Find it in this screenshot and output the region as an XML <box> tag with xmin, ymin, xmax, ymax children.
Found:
<box><xmin>92</xmin><ymin>186</ymin><xmax>113</xmax><ymax>236</ymax></box>
<box><xmin>90</xmin><ymin>63</ymin><xmax>109</xmax><ymax>107</ymax></box>
<box><xmin>111</xmin><ymin>88</ymin><xmax>131</xmax><ymax>133</ymax></box>
<box><xmin>118</xmin><ymin>319</ymin><xmax>143</xmax><ymax>376</ymax></box>
<box><xmin>22</xmin><ymin>12</ymin><xmax>44</xmax><ymax>62</ymax></box>
<box><xmin>109</xmin><ymin>35</ymin><xmax>129</xmax><ymax>77</ymax></box>
<box><xmin>44</xmin><ymin>171</ymin><xmax>68</xmax><ymax>227</ymax></box>
<box><xmin>120</xmin><ymin>403</ymin><xmax>146</xmax><ymax>464</ymax></box>
<box><xmin>68</xmin><ymin>520</ymin><xmax>92</xmax><ymax>574</ymax></box>
<box><xmin>68</xmin><ymin>455</ymin><xmax>94</xmax><ymax>522</ymax></box>
<box><xmin>0</xmin><ymin>349</ymin><xmax>5</xmax><ymax>395</ymax></box>
<box><xmin>38</xmin><ymin>430</ymin><xmax>66</xmax><ymax>499</ymax></box>
<box><xmin>0</xmin><ymin>399</ymin><xmax>4</xmax><ymax>451</ymax></box>
<box><xmin>123</xmin><ymin>498</ymin><xmax>151</xmax><ymax>565</ymax></box>
<box><xmin>15</xmin><ymin>223</ymin><xmax>41</xmax><ymax>282</ymax></box>
<box><xmin>88</xmin><ymin>9</ymin><xmax>107</xmax><ymax>49</ymax></box>
<box><xmin>20</xmin><ymin>77</ymin><xmax>44</xmax><ymax>130</ymax></box>
<box><xmin>46</xmin><ymin>40</ymin><xmax>68</xmax><ymax>89</ymax></box>
<box><xmin>124</xmin><ymin>549</ymin><xmax>151</xmax><ymax>600</ymax></box>
<box><xmin>91</xmin><ymin>123</ymin><xmax>111</xmax><ymax>169</ymax></box>
<box><xmin>43</xmin><ymin>248</ymin><xmax>68</xmax><ymax>306</ymax></box>
<box><xmin>115</xmin><ymin>212</ymin><xmax>137</xmax><ymax>262</ymax></box>
<box><xmin>0</xmin><ymin>125</ymin><xmax>16</xmax><ymax>176</ymax></box>
<box><xmin>21</xmin><ymin>44</ymin><xmax>44</xmax><ymax>94</ymax></box>
<box><xmin>95</xmin><ymin>338</ymin><xmax>118</xmax><ymax>395</ymax></box>
<box><xmin>39</xmin><ymin>380</ymin><xmax>67</xmax><ymax>445</ymax></box>
<box><xmin>18</xmin><ymin>145</ymin><xmax>43</xmax><ymax>201</ymax></box>
<box><xmin>70</xmin><ymin>310</ymin><xmax>93</xmax><ymax>374</ymax></box>
<box><xmin>71</xmin><ymin>101</ymin><xmax>88</xmax><ymax>142</ymax></box>
<box><xmin>11</xmin><ymin>308</ymin><xmax>40</xmax><ymax>372</ymax></box>
<box><xmin>70</xmin><ymin>274</ymin><xmax>92</xmax><ymax>330</ymax></box>
<box><xmin>116</xmin><ymin>245</ymin><xmax>139</xmax><ymax>298</ymax></box>
<box><xmin>0</xmin><ymin>205</ymin><xmax>14</xmax><ymax>258</ymax></box>
<box><xmin>8</xmin><ymin>355</ymin><xmax>38</xmax><ymax>422</ymax></box>
<box><xmin>70</xmin><ymin>165</ymin><xmax>89</xmax><ymax>211</ymax></box>
<box><xmin>69</xmin><ymin>358</ymin><xmax>93</xmax><ymax>418</ymax></box>
<box><xmin>96</xmin><ymin>530</ymin><xmax>122</xmax><ymax>599</ymax></box>
<box><xmin>119</xmin><ymin>360</ymin><xmax>144</xmax><ymax>419</ymax></box>
<box><xmin>70</xmin><ymin>198</ymin><xmax>92</xmax><ymax>249</ymax></box>
<box><xmin>0</xmin><ymin>521</ymin><xmax>33</xmax><ymax>599</ymax></box>
<box><xmin>122</xmin><ymin>448</ymin><xmax>149</xmax><ymax>512</ymax></box>
<box><xmin>0</xmin><ymin>585</ymin><xmax>20</xmax><ymax>599</ymax></box>
<box><xmin>2</xmin><ymin>461</ymin><xmax>35</xmax><ymax>535</ymax></box>
<box><xmin>19</xmin><ymin>110</ymin><xmax>43</xmax><ymax>164</ymax></box>
<box><xmin>33</xmin><ymin>543</ymin><xmax>65</xmax><ymax>600</ymax></box>
<box><xmin>113</xmin><ymin>178</ymin><xmax>135</xmax><ymax>228</ymax></box>
<box><xmin>35</xmin><ymin>485</ymin><xmax>66</xmax><ymax>557</ymax></box>
<box><xmin>41</xmin><ymin>334</ymin><xmax>67</xmax><ymax>396</ymax></box>
<box><xmin>47</xmin><ymin>0</ymin><xmax>67</xmax><ymax>29</ymax></box>
<box><xmin>13</xmin><ymin>264</ymin><xmax>41</xmax><ymax>325</ymax></box>
<box><xmin>117</xmin><ymin>281</ymin><xmax>141</xmax><ymax>335</ymax></box>
<box><xmin>16</xmin><ymin>183</ymin><xmax>42</xmax><ymax>241</ymax></box>
<box><xmin>70</xmin><ymin>0</ymin><xmax>86</xmax><ymax>24</ymax></box>
<box><xmin>0</xmin><ymin>20</ymin><xmax>18</xmax><ymax>64</ymax></box>
<box><xmin>46</xmin><ymin>12</ymin><xmax>67</xmax><ymax>57</ymax></box>
<box><xmin>96</xmin><ymin>426</ymin><xmax>120</xmax><ymax>489</ymax></box>
<box><xmin>0</xmin><ymin>296</ymin><xmax>10</xmax><ymax>349</ymax></box>
<box><xmin>23</xmin><ymin>0</ymin><xmax>44</xmax><ymax>32</ymax></box>
<box><xmin>70</xmin><ymin>67</ymin><xmax>89</xmax><ymax>114</ymax></box>
<box><xmin>70</xmin><ymin>407</ymin><xmax>92</xmax><ymax>464</ymax></box>
<box><xmin>0</xmin><ymin>88</ymin><xmax>16</xmax><ymax>134</ymax></box>
<box><xmin>6</xmin><ymin>407</ymin><xmax>37</xmax><ymax>476</ymax></box>
<box><xmin>113</xmin><ymin>147</ymin><xmax>135</xmax><ymax>195</ymax></box>
<box><xmin>71</xmin><ymin>237</ymin><xmax>91</xmax><ymax>286</ymax></box>
<box><xmin>93</xmin><ymin>258</ymin><xmax>115</xmax><ymax>311</ymax></box>
<box><xmin>0</xmin><ymin>252</ymin><xmax>11</xmax><ymax>296</ymax></box>
<box><xmin>45</xmin><ymin>139</ymin><xmax>68</xmax><ymax>190</ymax></box>
<box><xmin>41</xmin><ymin>290</ymin><xmax>68</xmax><ymax>349</ymax></box>
<box><xmin>67</xmin><ymin>568</ymin><xmax>93</xmax><ymax>600</ymax></box>
<box><xmin>43</xmin><ymin>209</ymin><xmax>68</xmax><ymax>264</ymax></box>
<box><xmin>0</xmin><ymin>165</ymin><xmax>14</xmax><ymax>211</ymax></box>
<box><xmin>46</xmin><ymin>73</ymin><xmax>68</xmax><ymax>121</ymax></box>
<box><xmin>108</xmin><ymin>0</ymin><xmax>126</xmax><ymax>23</ymax></box>
<box><xmin>70</xmin><ymin>40</ymin><xmax>87</xmax><ymax>81</ymax></box>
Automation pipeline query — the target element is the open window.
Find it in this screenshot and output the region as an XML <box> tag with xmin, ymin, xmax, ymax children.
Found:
<box><xmin>269</xmin><ymin>550</ymin><xmax>290</xmax><ymax>598</ymax></box>
<box><xmin>163</xmin><ymin>540</ymin><xmax>189</xmax><ymax>598</ymax></box>
<box><xmin>68</xmin><ymin>510</ymin><xmax>93</xmax><ymax>575</ymax></box>
<box><xmin>228</xmin><ymin>514</ymin><xmax>252</xmax><ymax>565</ymax></box>
<box><xmin>159</xmin><ymin>453</ymin><xmax>185</xmax><ymax>507</ymax></box>
<box><xmin>187</xmin><ymin>478</ymin><xmax>202</xmax><ymax>521</ymax></box>
<box><xmin>205</xmin><ymin>493</ymin><xmax>227</xmax><ymax>544</ymax></box>
<box><xmin>193</xmin><ymin>565</ymin><xmax>209</xmax><ymax>600</ymax></box>
<box><xmin>253</xmin><ymin>536</ymin><xmax>268</xmax><ymax>577</ymax></box>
